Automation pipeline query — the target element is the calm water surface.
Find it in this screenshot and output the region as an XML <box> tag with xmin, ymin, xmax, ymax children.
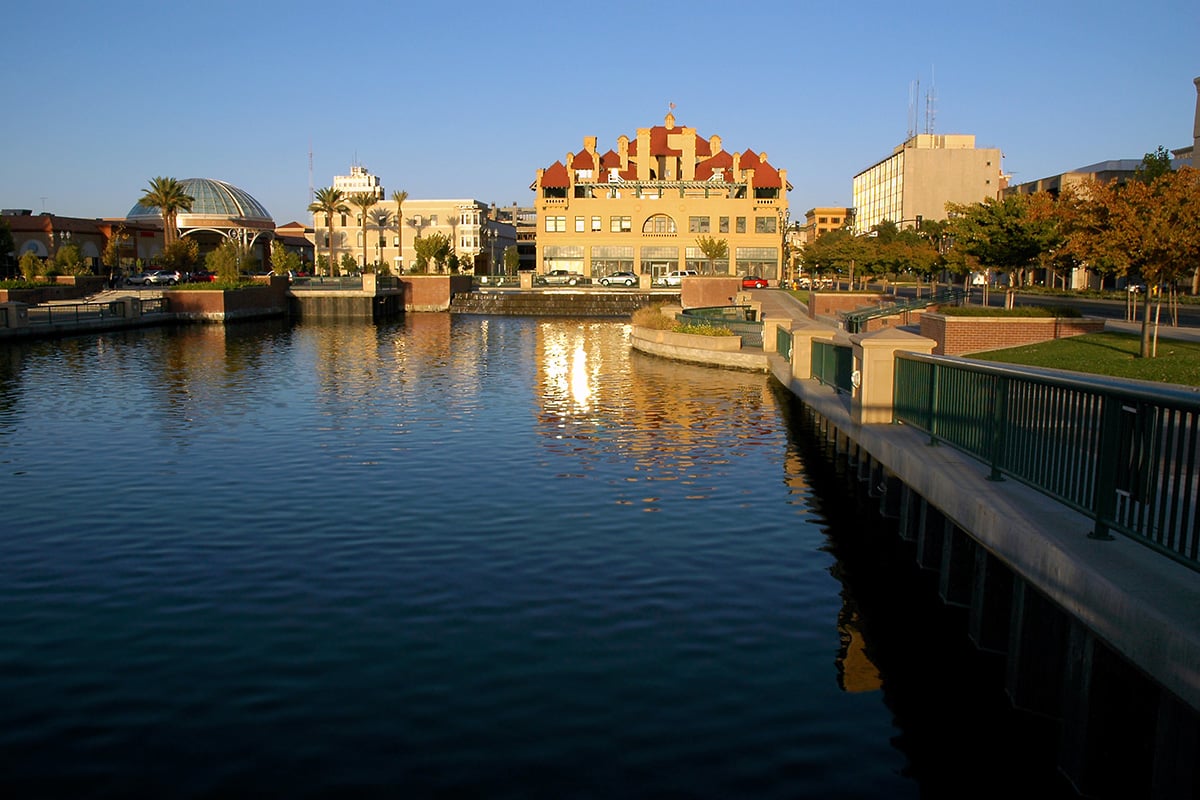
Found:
<box><xmin>0</xmin><ymin>316</ymin><xmax>1070</xmax><ymax>798</ymax></box>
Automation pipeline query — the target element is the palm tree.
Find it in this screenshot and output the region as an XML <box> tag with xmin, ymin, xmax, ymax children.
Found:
<box><xmin>138</xmin><ymin>177</ymin><xmax>194</xmax><ymax>248</ymax></box>
<box><xmin>369</xmin><ymin>208</ymin><xmax>393</xmax><ymax>273</ymax></box>
<box><xmin>348</xmin><ymin>192</ymin><xmax>378</xmax><ymax>271</ymax></box>
<box><xmin>308</xmin><ymin>187</ymin><xmax>348</xmax><ymax>276</ymax></box>
<box><xmin>391</xmin><ymin>189</ymin><xmax>408</xmax><ymax>272</ymax></box>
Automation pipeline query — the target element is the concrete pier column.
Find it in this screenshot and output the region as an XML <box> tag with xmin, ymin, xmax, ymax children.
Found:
<box><xmin>916</xmin><ymin>503</ymin><xmax>946</xmax><ymax>571</ymax></box>
<box><xmin>850</xmin><ymin>328</ymin><xmax>937</xmax><ymax>424</ymax></box>
<box><xmin>968</xmin><ymin>549</ymin><xmax>1013</xmax><ymax>654</ymax></box>
<box><xmin>1006</xmin><ymin>580</ymin><xmax>1069</xmax><ymax>717</ymax></box>
<box><xmin>938</xmin><ymin>524</ymin><xmax>974</xmax><ymax>607</ymax></box>
<box><xmin>520</xmin><ymin>271</ymin><xmax>534</xmax><ymax>289</ymax></box>
<box><xmin>0</xmin><ymin>302</ymin><xmax>30</xmax><ymax>328</ymax></box>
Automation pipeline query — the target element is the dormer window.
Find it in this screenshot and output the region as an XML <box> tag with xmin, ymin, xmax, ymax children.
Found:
<box><xmin>575</xmin><ymin>169</ymin><xmax>593</xmax><ymax>181</ymax></box>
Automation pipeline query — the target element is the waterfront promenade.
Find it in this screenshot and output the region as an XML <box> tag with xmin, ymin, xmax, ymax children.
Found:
<box><xmin>747</xmin><ymin>288</ymin><xmax>1199</xmax><ymax>795</ymax></box>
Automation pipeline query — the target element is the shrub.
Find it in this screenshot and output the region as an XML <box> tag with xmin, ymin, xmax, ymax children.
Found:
<box><xmin>674</xmin><ymin>322</ymin><xmax>737</xmax><ymax>336</ymax></box>
<box><xmin>940</xmin><ymin>305</ymin><xmax>1082</xmax><ymax>318</ymax></box>
<box><xmin>631</xmin><ymin>305</ymin><xmax>674</xmax><ymax>329</ymax></box>
<box><xmin>19</xmin><ymin>251</ymin><xmax>43</xmax><ymax>280</ymax></box>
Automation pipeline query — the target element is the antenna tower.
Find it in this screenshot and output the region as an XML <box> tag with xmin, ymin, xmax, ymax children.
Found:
<box><xmin>308</xmin><ymin>141</ymin><xmax>314</xmax><ymax>203</ymax></box>
<box><xmin>907</xmin><ymin>79</ymin><xmax>919</xmax><ymax>140</ymax></box>
<box><xmin>924</xmin><ymin>66</ymin><xmax>937</xmax><ymax>135</ymax></box>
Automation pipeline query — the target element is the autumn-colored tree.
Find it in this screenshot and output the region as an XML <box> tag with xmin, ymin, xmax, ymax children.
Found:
<box><xmin>1068</xmin><ymin>167</ymin><xmax>1200</xmax><ymax>356</ymax></box>
<box><xmin>159</xmin><ymin>238</ymin><xmax>199</xmax><ymax>271</ymax></box>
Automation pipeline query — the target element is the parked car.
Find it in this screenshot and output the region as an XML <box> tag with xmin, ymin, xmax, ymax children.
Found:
<box><xmin>125</xmin><ymin>270</ymin><xmax>175</xmax><ymax>286</ymax></box>
<box><xmin>186</xmin><ymin>270</ymin><xmax>216</xmax><ymax>283</ymax></box>
<box><xmin>599</xmin><ymin>271</ymin><xmax>638</xmax><ymax>287</ymax></box>
<box><xmin>741</xmin><ymin>275</ymin><xmax>769</xmax><ymax>289</ymax></box>
<box><xmin>656</xmin><ymin>270</ymin><xmax>698</xmax><ymax>287</ymax></box>
<box><xmin>145</xmin><ymin>271</ymin><xmax>180</xmax><ymax>286</ymax></box>
<box><xmin>535</xmin><ymin>269</ymin><xmax>585</xmax><ymax>286</ymax></box>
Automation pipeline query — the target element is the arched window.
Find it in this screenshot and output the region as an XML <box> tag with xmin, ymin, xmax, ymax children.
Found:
<box><xmin>641</xmin><ymin>214</ymin><xmax>677</xmax><ymax>234</ymax></box>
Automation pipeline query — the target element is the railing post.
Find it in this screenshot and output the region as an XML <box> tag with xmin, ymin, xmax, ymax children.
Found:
<box><xmin>927</xmin><ymin>360</ymin><xmax>940</xmax><ymax>446</ymax></box>
<box><xmin>987</xmin><ymin>374</ymin><xmax>1007</xmax><ymax>481</ymax></box>
<box><xmin>1090</xmin><ymin>394</ymin><xmax>1121</xmax><ymax>540</ymax></box>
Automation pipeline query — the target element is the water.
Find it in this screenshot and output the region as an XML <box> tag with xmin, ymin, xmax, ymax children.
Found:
<box><xmin>0</xmin><ymin>317</ymin><xmax>1072</xmax><ymax>798</ymax></box>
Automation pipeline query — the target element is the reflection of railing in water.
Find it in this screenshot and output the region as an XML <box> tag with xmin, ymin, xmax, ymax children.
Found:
<box><xmin>894</xmin><ymin>352</ymin><xmax>1200</xmax><ymax>572</ymax></box>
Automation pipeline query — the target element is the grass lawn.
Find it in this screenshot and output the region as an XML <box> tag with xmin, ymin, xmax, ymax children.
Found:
<box><xmin>971</xmin><ymin>332</ymin><xmax>1200</xmax><ymax>388</ymax></box>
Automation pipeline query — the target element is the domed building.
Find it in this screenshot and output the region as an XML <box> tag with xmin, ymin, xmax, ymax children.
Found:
<box><xmin>126</xmin><ymin>178</ymin><xmax>275</xmax><ymax>264</ymax></box>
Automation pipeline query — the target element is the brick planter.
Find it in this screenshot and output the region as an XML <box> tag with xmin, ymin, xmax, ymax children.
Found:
<box><xmin>921</xmin><ymin>312</ymin><xmax>1107</xmax><ymax>356</ymax></box>
<box><xmin>166</xmin><ymin>282</ymin><xmax>288</xmax><ymax>322</ymax></box>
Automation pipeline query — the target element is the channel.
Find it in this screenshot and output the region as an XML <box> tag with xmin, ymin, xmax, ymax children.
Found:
<box><xmin>0</xmin><ymin>316</ymin><xmax>1077</xmax><ymax>798</ymax></box>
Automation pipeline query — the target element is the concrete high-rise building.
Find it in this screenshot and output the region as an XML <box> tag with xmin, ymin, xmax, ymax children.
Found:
<box><xmin>530</xmin><ymin>112</ymin><xmax>791</xmax><ymax>282</ymax></box>
<box><xmin>851</xmin><ymin>134</ymin><xmax>1004</xmax><ymax>233</ymax></box>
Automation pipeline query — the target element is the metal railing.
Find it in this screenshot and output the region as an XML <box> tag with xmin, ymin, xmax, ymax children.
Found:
<box><xmin>812</xmin><ymin>339</ymin><xmax>853</xmax><ymax>393</ymax></box>
<box><xmin>25</xmin><ymin>301</ymin><xmax>125</xmax><ymax>326</ymax></box>
<box><xmin>777</xmin><ymin>326</ymin><xmax>793</xmax><ymax>361</ymax></box>
<box><xmin>894</xmin><ymin>352</ymin><xmax>1200</xmax><ymax>571</ymax></box>
<box><xmin>843</xmin><ymin>287</ymin><xmax>966</xmax><ymax>333</ymax></box>
<box><xmin>677</xmin><ymin>305</ymin><xmax>763</xmax><ymax>346</ymax></box>
<box><xmin>289</xmin><ymin>276</ymin><xmax>364</xmax><ymax>290</ymax></box>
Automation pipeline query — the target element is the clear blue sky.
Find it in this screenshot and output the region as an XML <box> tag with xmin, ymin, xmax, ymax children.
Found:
<box><xmin>2</xmin><ymin>0</ymin><xmax>1196</xmax><ymax>226</ymax></box>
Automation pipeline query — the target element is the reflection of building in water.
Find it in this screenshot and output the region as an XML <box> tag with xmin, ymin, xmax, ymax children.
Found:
<box><xmin>837</xmin><ymin>601</ymin><xmax>883</xmax><ymax>693</ymax></box>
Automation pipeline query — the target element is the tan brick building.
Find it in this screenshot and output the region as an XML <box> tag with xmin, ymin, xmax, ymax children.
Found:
<box><xmin>530</xmin><ymin>113</ymin><xmax>791</xmax><ymax>283</ymax></box>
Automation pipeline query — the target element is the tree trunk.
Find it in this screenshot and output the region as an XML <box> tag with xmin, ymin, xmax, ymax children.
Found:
<box><xmin>1139</xmin><ymin>292</ymin><xmax>1154</xmax><ymax>358</ymax></box>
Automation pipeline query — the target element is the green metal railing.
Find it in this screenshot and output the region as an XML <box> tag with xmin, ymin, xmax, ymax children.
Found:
<box><xmin>844</xmin><ymin>287</ymin><xmax>966</xmax><ymax>333</ymax></box>
<box><xmin>812</xmin><ymin>339</ymin><xmax>853</xmax><ymax>393</ymax></box>
<box><xmin>26</xmin><ymin>301</ymin><xmax>125</xmax><ymax>325</ymax></box>
<box><xmin>777</xmin><ymin>327</ymin><xmax>793</xmax><ymax>361</ymax></box>
<box><xmin>894</xmin><ymin>352</ymin><xmax>1200</xmax><ymax>571</ymax></box>
<box><xmin>677</xmin><ymin>306</ymin><xmax>763</xmax><ymax>346</ymax></box>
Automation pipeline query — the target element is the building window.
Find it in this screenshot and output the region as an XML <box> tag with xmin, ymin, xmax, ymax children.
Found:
<box><xmin>719</xmin><ymin>216</ymin><xmax>729</xmax><ymax>234</ymax></box>
<box><xmin>688</xmin><ymin>216</ymin><xmax>710</xmax><ymax>233</ymax></box>
<box><xmin>610</xmin><ymin>216</ymin><xmax>631</xmax><ymax>233</ymax></box>
<box><xmin>642</xmin><ymin>214</ymin><xmax>677</xmax><ymax>234</ymax></box>
<box><xmin>341</xmin><ymin>213</ymin><xmax>348</xmax><ymax>227</ymax></box>
<box><xmin>736</xmin><ymin>217</ymin><xmax>746</xmax><ymax>233</ymax></box>
<box><xmin>818</xmin><ymin>217</ymin><xmax>828</xmax><ymax>224</ymax></box>
<box><xmin>575</xmin><ymin>216</ymin><xmax>585</xmax><ymax>232</ymax></box>
<box><xmin>755</xmin><ymin>217</ymin><xmax>777</xmax><ymax>234</ymax></box>
<box><xmin>430</xmin><ymin>215</ymin><xmax>438</xmax><ymax>226</ymax></box>
<box><xmin>393</xmin><ymin>236</ymin><xmax>399</xmax><ymax>246</ymax></box>
<box><xmin>591</xmin><ymin>216</ymin><xmax>602</xmax><ymax>231</ymax></box>
<box><xmin>830</xmin><ymin>217</ymin><xmax>840</xmax><ymax>225</ymax></box>
<box><xmin>545</xmin><ymin>216</ymin><xmax>566</xmax><ymax>232</ymax></box>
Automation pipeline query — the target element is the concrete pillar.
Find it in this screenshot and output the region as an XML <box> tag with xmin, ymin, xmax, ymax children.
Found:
<box><xmin>1006</xmin><ymin>580</ymin><xmax>1068</xmax><ymax>717</ymax></box>
<box><xmin>788</xmin><ymin>323</ymin><xmax>831</xmax><ymax>382</ymax></box>
<box><xmin>0</xmin><ymin>302</ymin><xmax>30</xmax><ymax>328</ymax></box>
<box><xmin>761</xmin><ymin>317</ymin><xmax>783</xmax><ymax>353</ymax></box>
<box><xmin>520</xmin><ymin>271</ymin><xmax>533</xmax><ymax>290</ymax></box>
<box><xmin>362</xmin><ymin>272</ymin><xmax>377</xmax><ymax>294</ymax></box>
<box><xmin>850</xmin><ymin>327</ymin><xmax>937</xmax><ymax>424</ymax></box>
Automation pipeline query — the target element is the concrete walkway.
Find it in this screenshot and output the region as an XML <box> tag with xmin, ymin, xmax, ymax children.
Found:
<box><xmin>746</xmin><ymin>288</ymin><xmax>1200</xmax><ymax>715</ymax></box>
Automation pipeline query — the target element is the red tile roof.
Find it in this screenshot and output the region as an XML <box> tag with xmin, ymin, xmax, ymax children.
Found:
<box><xmin>695</xmin><ymin>150</ymin><xmax>733</xmax><ymax>181</ymax></box>
<box><xmin>570</xmin><ymin>151</ymin><xmax>596</xmax><ymax>170</ymax></box>
<box><xmin>541</xmin><ymin>161</ymin><xmax>570</xmax><ymax>188</ymax></box>
<box><xmin>599</xmin><ymin>150</ymin><xmax>621</xmax><ymax>167</ymax></box>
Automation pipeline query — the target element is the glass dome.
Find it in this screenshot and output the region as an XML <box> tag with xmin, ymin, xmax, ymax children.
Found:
<box><xmin>127</xmin><ymin>178</ymin><xmax>272</xmax><ymax>224</ymax></box>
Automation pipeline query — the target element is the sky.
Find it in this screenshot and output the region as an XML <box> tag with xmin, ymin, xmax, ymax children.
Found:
<box><xmin>2</xmin><ymin>0</ymin><xmax>1197</xmax><ymax>226</ymax></box>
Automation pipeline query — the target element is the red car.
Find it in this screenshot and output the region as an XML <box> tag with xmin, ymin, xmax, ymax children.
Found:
<box><xmin>741</xmin><ymin>275</ymin><xmax>769</xmax><ymax>289</ymax></box>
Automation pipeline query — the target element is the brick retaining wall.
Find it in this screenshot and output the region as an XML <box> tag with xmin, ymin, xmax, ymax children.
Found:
<box><xmin>921</xmin><ymin>313</ymin><xmax>1107</xmax><ymax>356</ymax></box>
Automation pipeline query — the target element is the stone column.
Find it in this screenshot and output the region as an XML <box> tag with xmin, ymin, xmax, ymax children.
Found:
<box><xmin>787</xmin><ymin>322</ymin><xmax>834</xmax><ymax>382</ymax></box>
<box><xmin>851</xmin><ymin>328</ymin><xmax>937</xmax><ymax>424</ymax></box>
<box><xmin>0</xmin><ymin>302</ymin><xmax>29</xmax><ymax>328</ymax></box>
